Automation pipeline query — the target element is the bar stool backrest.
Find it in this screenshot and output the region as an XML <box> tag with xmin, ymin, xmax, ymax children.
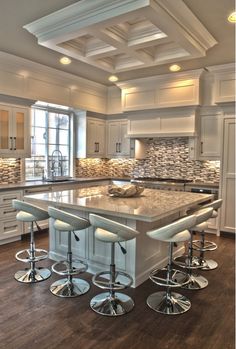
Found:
<box><xmin>194</xmin><ymin>207</ymin><xmax>213</xmax><ymax>225</ymax></box>
<box><xmin>12</xmin><ymin>199</ymin><xmax>49</xmax><ymax>221</ymax></box>
<box><xmin>89</xmin><ymin>213</ymin><xmax>139</xmax><ymax>241</ymax></box>
<box><xmin>48</xmin><ymin>206</ymin><xmax>90</xmax><ymax>231</ymax></box>
<box><xmin>147</xmin><ymin>214</ymin><xmax>196</xmax><ymax>241</ymax></box>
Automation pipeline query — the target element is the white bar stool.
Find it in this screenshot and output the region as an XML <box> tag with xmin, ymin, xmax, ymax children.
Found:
<box><xmin>174</xmin><ymin>207</ymin><xmax>213</xmax><ymax>290</ymax></box>
<box><xmin>12</xmin><ymin>199</ymin><xmax>51</xmax><ymax>283</ymax></box>
<box><xmin>48</xmin><ymin>206</ymin><xmax>90</xmax><ymax>298</ymax></box>
<box><xmin>89</xmin><ymin>213</ymin><xmax>139</xmax><ymax>317</ymax></box>
<box><xmin>192</xmin><ymin>199</ymin><xmax>223</xmax><ymax>270</ymax></box>
<box><xmin>146</xmin><ymin>214</ymin><xmax>196</xmax><ymax>315</ymax></box>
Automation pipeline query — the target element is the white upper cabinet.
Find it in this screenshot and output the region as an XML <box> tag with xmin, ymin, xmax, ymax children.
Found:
<box><xmin>207</xmin><ymin>64</ymin><xmax>235</xmax><ymax>104</ymax></box>
<box><xmin>198</xmin><ymin>108</ymin><xmax>222</xmax><ymax>159</ymax></box>
<box><xmin>106</xmin><ymin>120</ymin><xmax>132</xmax><ymax>158</ymax></box>
<box><xmin>0</xmin><ymin>104</ymin><xmax>31</xmax><ymax>157</ymax></box>
<box><xmin>76</xmin><ymin>112</ymin><xmax>106</xmax><ymax>159</ymax></box>
<box><xmin>117</xmin><ymin>70</ymin><xmax>203</xmax><ymax>112</ymax></box>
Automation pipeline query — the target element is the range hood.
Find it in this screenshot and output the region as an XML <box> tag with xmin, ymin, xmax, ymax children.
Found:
<box><xmin>125</xmin><ymin>107</ymin><xmax>198</xmax><ymax>138</ymax></box>
<box><xmin>23</xmin><ymin>0</ymin><xmax>217</xmax><ymax>73</ymax></box>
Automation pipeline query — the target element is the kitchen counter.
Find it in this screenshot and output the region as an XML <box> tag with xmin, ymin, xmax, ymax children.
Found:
<box><xmin>0</xmin><ymin>177</ymin><xmax>130</xmax><ymax>192</ymax></box>
<box><xmin>24</xmin><ymin>185</ymin><xmax>213</xmax><ymax>223</ymax></box>
<box><xmin>24</xmin><ymin>185</ymin><xmax>213</xmax><ymax>287</ymax></box>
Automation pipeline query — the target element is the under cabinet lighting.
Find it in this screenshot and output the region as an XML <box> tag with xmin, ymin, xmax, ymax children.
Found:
<box><xmin>228</xmin><ymin>11</ymin><xmax>236</xmax><ymax>23</ymax></box>
<box><xmin>60</xmin><ymin>56</ymin><xmax>72</xmax><ymax>65</ymax></box>
<box><xmin>108</xmin><ymin>75</ymin><xmax>118</xmax><ymax>82</ymax></box>
<box><xmin>169</xmin><ymin>64</ymin><xmax>181</xmax><ymax>72</ymax></box>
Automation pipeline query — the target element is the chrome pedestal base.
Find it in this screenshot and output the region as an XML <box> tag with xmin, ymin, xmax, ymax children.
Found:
<box><xmin>14</xmin><ymin>267</ymin><xmax>51</xmax><ymax>283</ymax></box>
<box><xmin>147</xmin><ymin>291</ymin><xmax>191</xmax><ymax>315</ymax></box>
<box><xmin>181</xmin><ymin>274</ymin><xmax>208</xmax><ymax>290</ymax></box>
<box><xmin>90</xmin><ymin>292</ymin><xmax>134</xmax><ymax>316</ymax></box>
<box><xmin>192</xmin><ymin>256</ymin><xmax>218</xmax><ymax>271</ymax></box>
<box><xmin>50</xmin><ymin>278</ymin><xmax>90</xmax><ymax>297</ymax></box>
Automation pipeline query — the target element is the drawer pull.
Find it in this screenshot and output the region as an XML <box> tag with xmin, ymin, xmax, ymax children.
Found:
<box><xmin>3</xmin><ymin>209</ymin><xmax>16</xmax><ymax>214</ymax></box>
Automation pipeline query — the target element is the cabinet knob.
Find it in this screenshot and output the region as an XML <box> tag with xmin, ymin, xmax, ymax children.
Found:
<box><xmin>200</xmin><ymin>141</ymin><xmax>203</xmax><ymax>154</ymax></box>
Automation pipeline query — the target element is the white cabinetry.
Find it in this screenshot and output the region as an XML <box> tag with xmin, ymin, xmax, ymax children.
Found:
<box><xmin>207</xmin><ymin>64</ymin><xmax>235</xmax><ymax>104</ymax></box>
<box><xmin>220</xmin><ymin>117</ymin><xmax>235</xmax><ymax>234</ymax></box>
<box><xmin>76</xmin><ymin>112</ymin><xmax>106</xmax><ymax>158</ymax></box>
<box><xmin>0</xmin><ymin>190</ymin><xmax>22</xmax><ymax>244</ymax></box>
<box><xmin>198</xmin><ymin>109</ymin><xmax>222</xmax><ymax>159</ymax></box>
<box><xmin>0</xmin><ymin>104</ymin><xmax>31</xmax><ymax>157</ymax></box>
<box><xmin>107</xmin><ymin>120</ymin><xmax>132</xmax><ymax>158</ymax></box>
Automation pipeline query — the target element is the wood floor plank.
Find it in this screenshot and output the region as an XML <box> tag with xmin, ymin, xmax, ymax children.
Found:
<box><xmin>0</xmin><ymin>232</ymin><xmax>234</xmax><ymax>349</ymax></box>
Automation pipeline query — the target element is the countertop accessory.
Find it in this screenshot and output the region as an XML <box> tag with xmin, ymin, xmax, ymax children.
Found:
<box><xmin>12</xmin><ymin>199</ymin><xmax>51</xmax><ymax>283</ymax></box>
<box><xmin>48</xmin><ymin>206</ymin><xmax>91</xmax><ymax>298</ymax></box>
<box><xmin>108</xmin><ymin>184</ymin><xmax>144</xmax><ymax>197</ymax></box>
<box><xmin>89</xmin><ymin>213</ymin><xmax>139</xmax><ymax>316</ymax></box>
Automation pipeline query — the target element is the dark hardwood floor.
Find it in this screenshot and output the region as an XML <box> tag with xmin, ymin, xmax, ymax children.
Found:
<box><xmin>0</xmin><ymin>232</ymin><xmax>234</xmax><ymax>349</ymax></box>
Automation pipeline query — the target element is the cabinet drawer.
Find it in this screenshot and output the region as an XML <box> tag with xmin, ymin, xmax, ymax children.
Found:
<box><xmin>24</xmin><ymin>186</ymin><xmax>52</xmax><ymax>194</ymax></box>
<box><xmin>0</xmin><ymin>206</ymin><xmax>17</xmax><ymax>220</ymax></box>
<box><xmin>0</xmin><ymin>191</ymin><xmax>22</xmax><ymax>206</ymax></box>
<box><xmin>0</xmin><ymin>219</ymin><xmax>22</xmax><ymax>240</ymax></box>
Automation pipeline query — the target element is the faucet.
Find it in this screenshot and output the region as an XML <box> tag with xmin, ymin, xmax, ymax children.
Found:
<box><xmin>50</xmin><ymin>149</ymin><xmax>63</xmax><ymax>178</ymax></box>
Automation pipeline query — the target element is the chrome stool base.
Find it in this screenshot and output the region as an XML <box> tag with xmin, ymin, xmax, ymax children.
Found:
<box><xmin>90</xmin><ymin>292</ymin><xmax>134</xmax><ymax>316</ymax></box>
<box><xmin>14</xmin><ymin>267</ymin><xmax>51</xmax><ymax>283</ymax></box>
<box><xmin>181</xmin><ymin>273</ymin><xmax>208</xmax><ymax>290</ymax></box>
<box><xmin>174</xmin><ymin>254</ymin><xmax>208</xmax><ymax>269</ymax></box>
<box><xmin>50</xmin><ymin>278</ymin><xmax>90</xmax><ymax>298</ymax></box>
<box><xmin>191</xmin><ymin>256</ymin><xmax>218</xmax><ymax>271</ymax></box>
<box><xmin>192</xmin><ymin>239</ymin><xmax>217</xmax><ymax>252</ymax></box>
<box><xmin>147</xmin><ymin>291</ymin><xmax>191</xmax><ymax>315</ymax></box>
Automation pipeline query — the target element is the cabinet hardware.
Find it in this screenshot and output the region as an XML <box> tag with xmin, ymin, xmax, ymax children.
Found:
<box><xmin>115</xmin><ymin>142</ymin><xmax>118</xmax><ymax>153</ymax></box>
<box><xmin>97</xmin><ymin>142</ymin><xmax>99</xmax><ymax>153</ymax></box>
<box><xmin>200</xmin><ymin>141</ymin><xmax>203</xmax><ymax>154</ymax></box>
<box><xmin>3</xmin><ymin>209</ymin><xmax>16</xmax><ymax>214</ymax></box>
<box><xmin>3</xmin><ymin>197</ymin><xmax>17</xmax><ymax>201</ymax></box>
<box><xmin>119</xmin><ymin>142</ymin><xmax>121</xmax><ymax>153</ymax></box>
<box><xmin>13</xmin><ymin>137</ymin><xmax>16</xmax><ymax>150</ymax></box>
<box><xmin>9</xmin><ymin>137</ymin><xmax>13</xmax><ymax>150</ymax></box>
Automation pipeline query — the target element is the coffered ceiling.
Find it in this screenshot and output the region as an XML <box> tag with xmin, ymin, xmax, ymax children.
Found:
<box><xmin>0</xmin><ymin>0</ymin><xmax>235</xmax><ymax>85</ymax></box>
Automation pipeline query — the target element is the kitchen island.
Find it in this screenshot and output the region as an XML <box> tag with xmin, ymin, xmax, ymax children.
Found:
<box><xmin>25</xmin><ymin>185</ymin><xmax>213</xmax><ymax>287</ymax></box>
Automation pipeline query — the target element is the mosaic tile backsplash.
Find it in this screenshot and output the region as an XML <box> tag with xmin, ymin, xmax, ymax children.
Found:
<box><xmin>0</xmin><ymin>158</ymin><xmax>22</xmax><ymax>184</ymax></box>
<box><xmin>75</xmin><ymin>138</ymin><xmax>220</xmax><ymax>183</ymax></box>
<box><xmin>0</xmin><ymin>138</ymin><xmax>220</xmax><ymax>184</ymax></box>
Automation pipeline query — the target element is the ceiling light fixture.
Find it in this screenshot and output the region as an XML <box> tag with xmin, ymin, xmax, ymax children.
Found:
<box><xmin>169</xmin><ymin>64</ymin><xmax>181</xmax><ymax>72</ymax></box>
<box><xmin>108</xmin><ymin>75</ymin><xmax>118</xmax><ymax>82</ymax></box>
<box><xmin>60</xmin><ymin>56</ymin><xmax>72</xmax><ymax>65</ymax></box>
<box><xmin>228</xmin><ymin>11</ymin><xmax>236</xmax><ymax>23</ymax></box>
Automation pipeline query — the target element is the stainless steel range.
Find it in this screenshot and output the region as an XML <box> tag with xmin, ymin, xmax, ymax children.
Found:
<box><xmin>131</xmin><ymin>178</ymin><xmax>193</xmax><ymax>191</ymax></box>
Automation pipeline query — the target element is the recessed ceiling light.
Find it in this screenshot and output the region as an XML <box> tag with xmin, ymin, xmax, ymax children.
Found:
<box><xmin>169</xmin><ymin>64</ymin><xmax>181</xmax><ymax>72</ymax></box>
<box><xmin>228</xmin><ymin>11</ymin><xmax>236</xmax><ymax>23</ymax></box>
<box><xmin>60</xmin><ymin>56</ymin><xmax>72</xmax><ymax>65</ymax></box>
<box><xmin>108</xmin><ymin>75</ymin><xmax>118</xmax><ymax>82</ymax></box>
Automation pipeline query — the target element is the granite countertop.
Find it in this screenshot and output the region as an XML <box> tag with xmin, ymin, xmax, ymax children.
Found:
<box><xmin>0</xmin><ymin>177</ymin><xmax>130</xmax><ymax>192</ymax></box>
<box><xmin>24</xmin><ymin>185</ymin><xmax>213</xmax><ymax>223</ymax></box>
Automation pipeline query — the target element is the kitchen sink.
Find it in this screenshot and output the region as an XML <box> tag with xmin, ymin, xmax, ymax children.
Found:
<box><xmin>45</xmin><ymin>176</ymin><xmax>75</xmax><ymax>182</ymax></box>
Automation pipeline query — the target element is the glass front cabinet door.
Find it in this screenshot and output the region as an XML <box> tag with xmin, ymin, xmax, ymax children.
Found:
<box><xmin>0</xmin><ymin>104</ymin><xmax>31</xmax><ymax>157</ymax></box>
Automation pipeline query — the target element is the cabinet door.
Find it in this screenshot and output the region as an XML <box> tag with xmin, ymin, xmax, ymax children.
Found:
<box><xmin>96</xmin><ymin>120</ymin><xmax>106</xmax><ymax>156</ymax></box>
<box><xmin>12</xmin><ymin>107</ymin><xmax>31</xmax><ymax>157</ymax></box>
<box><xmin>220</xmin><ymin>118</ymin><xmax>235</xmax><ymax>233</ymax></box>
<box><xmin>87</xmin><ymin>119</ymin><xmax>98</xmax><ymax>155</ymax></box>
<box><xmin>0</xmin><ymin>105</ymin><xmax>12</xmax><ymax>154</ymax></box>
<box><xmin>199</xmin><ymin>114</ymin><xmax>221</xmax><ymax>158</ymax></box>
<box><xmin>119</xmin><ymin>121</ymin><xmax>130</xmax><ymax>156</ymax></box>
<box><xmin>107</xmin><ymin>121</ymin><xmax>120</xmax><ymax>156</ymax></box>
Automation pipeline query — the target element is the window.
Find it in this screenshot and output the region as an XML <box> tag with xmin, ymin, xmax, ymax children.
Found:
<box><xmin>25</xmin><ymin>103</ymin><xmax>72</xmax><ymax>180</ymax></box>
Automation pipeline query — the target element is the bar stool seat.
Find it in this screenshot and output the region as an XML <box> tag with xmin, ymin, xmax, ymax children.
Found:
<box><xmin>146</xmin><ymin>214</ymin><xmax>196</xmax><ymax>315</ymax></box>
<box><xmin>48</xmin><ymin>207</ymin><xmax>90</xmax><ymax>298</ymax></box>
<box><xmin>12</xmin><ymin>200</ymin><xmax>51</xmax><ymax>283</ymax></box>
<box><xmin>89</xmin><ymin>213</ymin><xmax>139</xmax><ymax>317</ymax></box>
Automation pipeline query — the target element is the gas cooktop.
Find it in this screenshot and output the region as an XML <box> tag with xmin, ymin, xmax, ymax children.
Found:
<box><xmin>132</xmin><ymin>178</ymin><xmax>193</xmax><ymax>184</ymax></box>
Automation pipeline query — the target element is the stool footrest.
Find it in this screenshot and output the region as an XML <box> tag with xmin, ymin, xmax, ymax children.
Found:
<box><xmin>192</xmin><ymin>240</ymin><xmax>217</xmax><ymax>252</ymax></box>
<box><xmin>51</xmin><ymin>259</ymin><xmax>88</xmax><ymax>276</ymax></box>
<box><xmin>173</xmin><ymin>255</ymin><xmax>207</xmax><ymax>269</ymax></box>
<box><xmin>15</xmin><ymin>248</ymin><xmax>48</xmax><ymax>263</ymax></box>
<box><xmin>149</xmin><ymin>267</ymin><xmax>190</xmax><ymax>288</ymax></box>
<box><xmin>92</xmin><ymin>270</ymin><xmax>133</xmax><ymax>291</ymax></box>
